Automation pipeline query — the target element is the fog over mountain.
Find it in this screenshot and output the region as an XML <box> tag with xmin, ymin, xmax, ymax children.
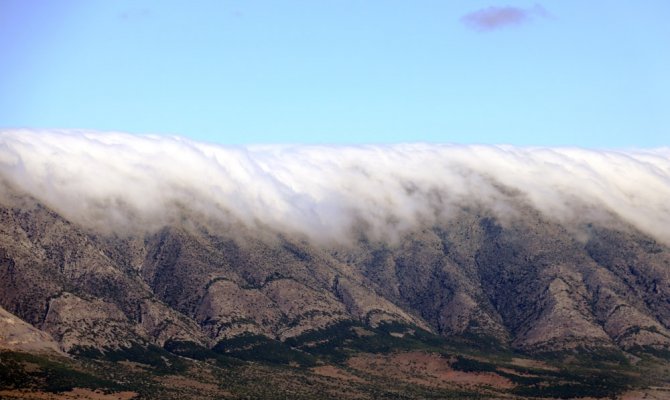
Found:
<box><xmin>1</xmin><ymin>129</ymin><xmax>669</xmax><ymax>244</ymax></box>
<box><xmin>3</xmin><ymin>129</ymin><xmax>670</xmax><ymax>399</ymax></box>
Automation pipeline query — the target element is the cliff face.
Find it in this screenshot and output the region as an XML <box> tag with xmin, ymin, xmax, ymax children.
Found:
<box><xmin>2</xmin><ymin>181</ymin><xmax>669</xmax><ymax>356</ymax></box>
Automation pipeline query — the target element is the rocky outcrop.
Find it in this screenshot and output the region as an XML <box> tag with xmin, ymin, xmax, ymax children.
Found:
<box><xmin>0</xmin><ymin>305</ymin><xmax>61</xmax><ymax>354</ymax></box>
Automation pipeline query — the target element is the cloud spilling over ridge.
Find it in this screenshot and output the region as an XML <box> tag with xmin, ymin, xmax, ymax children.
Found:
<box><xmin>1</xmin><ymin>129</ymin><xmax>669</xmax><ymax>244</ymax></box>
<box><xmin>462</xmin><ymin>4</ymin><xmax>550</xmax><ymax>32</ymax></box>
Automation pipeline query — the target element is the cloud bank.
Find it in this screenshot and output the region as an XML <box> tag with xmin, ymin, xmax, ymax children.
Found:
<box><xmin>1</xmin><ymin>129</ymin><xmax>669</xmax><ymax>244</ymax></box>
<box><xmin>462</xmin><ymin>4</ymin><xmax>549</xmax><ymax>32</ymax></box>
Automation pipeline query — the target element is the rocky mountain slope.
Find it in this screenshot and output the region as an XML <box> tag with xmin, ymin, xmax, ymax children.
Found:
<box><xmin>2</xmin><ymin>131</ymin><xmax>670</xmax><ymax>398</ymax></box>
<box><xmin>2</xmin><ymin>176</ymin><xmax>669</xmax><ymax>357</ymax></box>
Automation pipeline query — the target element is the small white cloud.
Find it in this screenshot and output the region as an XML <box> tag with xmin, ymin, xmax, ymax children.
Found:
<box><xmin>462</xmin><ymin>4</ymin><xmax>550</xmax><ymax>32</ymax></box>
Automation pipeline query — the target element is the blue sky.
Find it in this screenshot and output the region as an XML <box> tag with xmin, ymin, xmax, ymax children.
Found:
<box><xmin>1</xmin><ymin>1</ymin><xmax>669</xmax><ymax>147</ymax></box>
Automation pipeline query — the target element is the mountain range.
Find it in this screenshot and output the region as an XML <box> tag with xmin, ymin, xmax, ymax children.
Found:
<box><xmin>1</xmin><ymin>130</ymin><xmax>670</xmax><ymax>399</ymax></box>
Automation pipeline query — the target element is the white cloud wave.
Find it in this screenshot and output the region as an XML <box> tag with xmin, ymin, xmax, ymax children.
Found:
<box><xmin>1</xmin><ymin>129</ymin><xmax>669</xmax><ymax>244</ymax></box>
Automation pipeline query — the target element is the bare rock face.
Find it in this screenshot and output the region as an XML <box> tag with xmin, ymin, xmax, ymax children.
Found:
<box><xmin>197</xmin><ymin>279</ymin><xmax>284</xmax><ymax>340</ymax></box>
<box><xmin>0</xmin><ymin>305</ymin><xmax>61</xmax><ymax>354</ymax></box>
<box><xmin>42</xmin><ymin>292</ymin><xmax>139</xmax><ymax>352</ymax></box>
<box><xmin>334</xmin><ymin>277</ymin><xmax>430</xmax><ymax>330</ymax></box>
<box><xmin>262</xmin><ymin>279</ymin><xmax>349</xmax><ymax>339</ymax></box>
<box><xmin>138</xmin><ymin>299</ymin><xmax>208</xmax><ymax>347</ymax></box>
<box><xmin>511</xmin><ymin>269</ymin><xmax>613</xmax><ymax>352</ymax></box>
<box><xmin>591</xmin><ymin>284</ymin><xmax>670</xmax><ymax>349</ymax></box>
<box><xmin>1</xmin><ymin>182</ymin><xmax>670</xmax><ymax>358</ymax></box>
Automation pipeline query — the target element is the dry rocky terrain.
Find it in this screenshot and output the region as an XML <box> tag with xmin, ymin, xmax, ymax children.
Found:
<box><xmin>2</xmin><ymin>180</ymin><xmax>670</xmax><ymax>398</ymax></box>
